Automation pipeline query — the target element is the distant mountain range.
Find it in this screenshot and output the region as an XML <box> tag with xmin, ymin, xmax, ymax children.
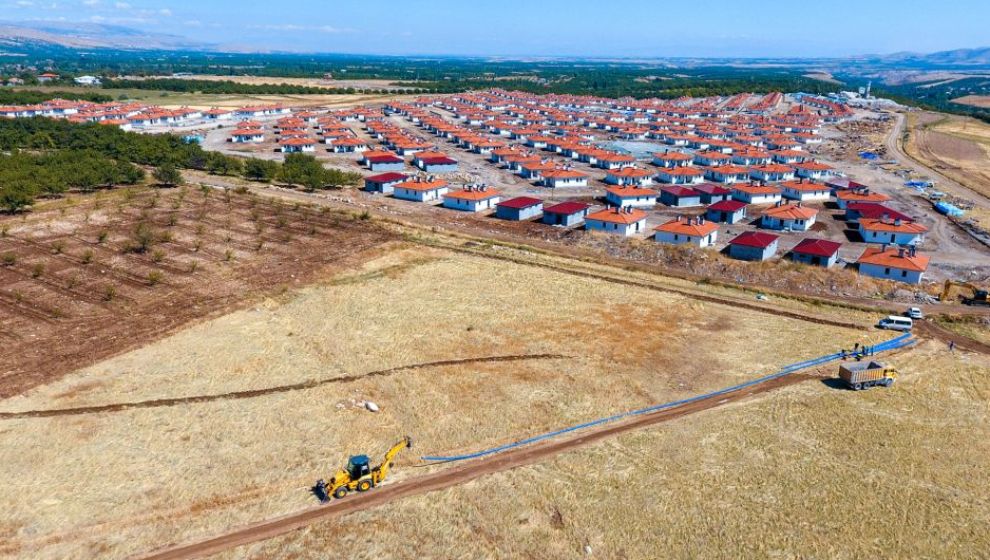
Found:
<box><xmin>0</xmin><ymin>21</ymin><xmax>213</xmax><ymax>51</ymax></box>
<box><xmin>0</xmin><ymin>20</ymin><xmax>988</xmax><ymax>69</ymax></box>
<box><xmin>860</xmin><ymin>47</ymin><xmax>990</xmax><ymax>67</ymax></box>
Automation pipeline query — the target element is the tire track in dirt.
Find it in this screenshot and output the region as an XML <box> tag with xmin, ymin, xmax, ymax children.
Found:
<box><xmin>133</xmin><ymin>370</ymin><xmax>821</xmax><ymax>560</ymax></box>
<box><xmin>914</xmin><ymin>320</ymin><xmax>990</xmax><ymax>355</ymax></box>
<box><xmin>0</xmin><ymin>354</ymin><xmax>570</xmax><ymax>420</ymax></box>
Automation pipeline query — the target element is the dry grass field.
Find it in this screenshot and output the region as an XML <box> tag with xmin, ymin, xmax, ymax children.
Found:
<box><xmin>952</xmin><ymin>95</ymin><xmax>990</xmax><ymax>109</ymax></box>
<box><xmin>906</xmin><ymin>112</ymin><xmax>990</xmax><ymax>200</ymax></box>
<box><xmin>0</xmin><ymin>244</ymin><xmax>882</xmax><ymax>559</ymax></box>
<box><xmin>235</xmin><ymin>338</ymin><xmax>990</xmax><ymax>560</ymax></box>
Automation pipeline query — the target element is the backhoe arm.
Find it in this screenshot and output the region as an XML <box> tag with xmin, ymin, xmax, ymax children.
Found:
<box><xmin>375</xmin><ymin>435</ymin><xmax>412</xmax><ymax>482</ymax></box>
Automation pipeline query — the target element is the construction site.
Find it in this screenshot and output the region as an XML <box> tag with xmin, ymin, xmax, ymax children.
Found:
<box><xmin>0</xmin><ymin>180</ymin><xmax>986</xmax><ymax>559</ymax></box>
<box><xmin>2</xmin><ymin>7</ymin><xmax>990</xmax><ymax>557</ymax></box>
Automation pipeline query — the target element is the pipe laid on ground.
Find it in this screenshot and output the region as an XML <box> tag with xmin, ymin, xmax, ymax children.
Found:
<box><xmin>422</xmin><ymin>334</ymin><xmax>914</xmax><ymax>463</ymax></box>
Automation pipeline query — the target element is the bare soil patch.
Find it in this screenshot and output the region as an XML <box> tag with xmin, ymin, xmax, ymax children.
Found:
<box><xmin>952</xmin><ymin>95</ymin><xmax>990</xmax><ymax>108</ymax></box>
<box><xmin>0</xmin><ymin>187</ymin><xmax>396</xmax><ymax>398</ymax></box>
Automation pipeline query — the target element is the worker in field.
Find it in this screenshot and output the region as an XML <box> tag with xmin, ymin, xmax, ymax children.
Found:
<box><xmin>949</xmin><ymin>340</ymin><xmax>955</xmax><ymax>352</ymax></box>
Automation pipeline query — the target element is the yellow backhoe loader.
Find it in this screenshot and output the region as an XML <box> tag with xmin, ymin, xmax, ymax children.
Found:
<box><xmin>313</xmin><ymin>436</ymin><xmax>412</xmax><ymax>502</ymax></box>
<box><xmin>941</xmin><ymin>280</ymin><xmax>989</xmax><ymax>306</ymax></box>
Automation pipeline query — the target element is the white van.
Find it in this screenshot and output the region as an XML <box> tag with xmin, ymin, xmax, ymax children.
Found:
<box><xmin>877</xmin><ymin>315</ymin><xmax>913</xmax><ymax>332</ymax></box>
<box><xmin>906</xmin><ymin>307</ymin><xmax>924</xmax><ymax>319</ymax></box>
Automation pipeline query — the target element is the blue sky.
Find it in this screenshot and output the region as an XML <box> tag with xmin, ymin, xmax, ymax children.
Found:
<box><xmin>3</xmin><ymin>0</ymin><xmax>988</xmax><ymax>57</ymax></box>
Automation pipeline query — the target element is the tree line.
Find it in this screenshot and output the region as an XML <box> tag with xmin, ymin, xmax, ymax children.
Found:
<box><xmin>0</xmin><ymin>90</ymin><xmax>114</xmax><ymax>105</ymax></box>
<box><xmin>100</xmin><ymin>78</ymin><xmax>422</xmax><ymax>96</ymax></box>
<box><xmin>0</xmin><ymin>150</ymin><xmax>144</xmax><ymax>212</ymax></box>
<box><xmin>0</xmin><ymin>117</ymin><xmax>363</xmax><ymax>212</ymax></box>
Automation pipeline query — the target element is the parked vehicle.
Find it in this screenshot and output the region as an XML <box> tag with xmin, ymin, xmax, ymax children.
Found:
<box><xmin>877</xmin><ymin>315</ymin><xmax>913</xmax><ymax>331</ymax></box>
<box><xmin>839</xmin><ymin>361</ymin><xmax>898</xmax><ymax>390</ymax></box>
<box><xmin>906</xmin><ymin>307</ymin><xmax>924</xmax><ymax>319</ymax></box>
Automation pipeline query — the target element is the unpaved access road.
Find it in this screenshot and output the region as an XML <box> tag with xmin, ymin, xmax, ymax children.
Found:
<box><xmin>887</xmin><ymin>112</ymin><xmax>990</xmax><ymax>207</ymax></box>
<box><xmin>135</xmin><ymin>369</ymin><xmax>821</xmax><ymax>560</ymax></box>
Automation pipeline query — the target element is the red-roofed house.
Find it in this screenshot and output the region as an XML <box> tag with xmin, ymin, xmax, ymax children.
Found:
<box><xmin>749</xmin><ymin>163</ymin><xmax>796</xmax><ymax>183</ymax></box>
<box><xmin>605</xmin><ymin>167</ymin><xmax>654</xmax><ymax>187</ymax></box>
<box><xmin>654</xmin><ymin>216</ymin><xmax>719</xmax><ymax>248</ymax></box>
<box><xmin>760</xmin><ymin>202</ymin><xmax>818</xmax><ymax>231</ymax></box>
<box><xmin>706</xmin><ymin>164</ymin><xmax>751</xmax><ymax>184</ymax></box>
<box><xmin>857</xmin><ymin>246</ymin><xmax>930</xmax><ymax>284</ymax></box>
<box><xmin>858</xmin><ymin>217</ymin><xmax>928</xmax><ymax>246</ymax></box>
<box><xmin>705</xmin><ymin>199</ymin><xmax>748</xmax><ymax>224</ymax></box>
<box><xmin>278</xmin><ymin>137</ymin><xmax>316</xmax><ymax>153</ymax></box>
<box><xmin>844</xmin><ymin>203</ymin><xmax>912</xmax><ymax>224</ymax></box>
<box><xmin>780</xmin><ymin>179</ymin><xmax>831</xmax><ymax>202</ymax></box>
<box><xmin>728</xmin><ymin>232</ymin><xmax>780</xmax><ymax>261</ymax></box>
<box><xmin>656</xmin><ymin>166</ymin><xmax>705</xmax><ymax>185</ymax></box>
<box><xmin>393</xmin><ymin>177</ymin><xmax>449</xmax><ymax>203</ymax></box>
<box><xmin>659</xmin><ymin>186</ymin><xmax>702</xmax><ymax>208</ymax></box>
<box><xmin>605</xmin><ymin>186</ymin><xmax>658</xmax><ymax>208</ymax></box>
<box><xmin>229</xmin><ymin>129</ymin><xmax>265</xmax><ymax>143</ymax></box>
<box><xmin>442</xmin><ymin>185</ymin><xmax>501</xmax><ymax>212</ymax></box>
<box><xmin>836</xmin><ymin>188</ymin><xmax>891</xmax><ymax>209</ymax></box>
<box><xmin>496</xmin><ymin>197</ymin><xmax>544</xmax><ymax>221</ymax></box>
<box><xmin>792</xmin><ymin>161</ymin><xmax>833</xmax><ymax>180</ymax></box>
<box><xmin>364</xmin><ymin>172</ymin><xmax>409</xmax><ymax>194</ymax></box>
<box><xmin>693</xmin><ymin>183</ymin><xmax>732</xmax><ymax>204</ymax></box>
<box><xmin>541</xmin><ymin>168</ymin><xmax>589</xmax><ymax>188</ymax></box>
<box><xmin>652</xmin><ymin>151</ymin><xmax>693</xmax><ymax>168</ymax></box>
<box><xmin>732</xmin><ymin>183</ymin><xmax>783</xmax><ymax>205</ymax></box>
<box><xmin>791</xmin><ymin>238</ymin><xmax>842</xmax><ymax>268</ymax></box>
<box><xmin>586</xmin><ymin>207</ymin><xmax>647</xmax><ymax>236</ymax></box>
<box><xmin>542</xmin><ymin>201</ymin><xmax>590</xmax><ymax>227</ymax></box>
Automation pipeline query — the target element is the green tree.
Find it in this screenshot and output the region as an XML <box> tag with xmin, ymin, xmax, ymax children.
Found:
<box><xmin>153</xmin><ymin>163</ymin><xmax>183</xmax><ymax>187</ymax></box>
<box><xmin>243</xmin><ymin>158</ymin><xmax>280</xmax><ymax>182</ymax></box>
<box><xmin>0</xmin><ymin>184</ymin><xmax>35</xmax><ymax>213</ymax></box>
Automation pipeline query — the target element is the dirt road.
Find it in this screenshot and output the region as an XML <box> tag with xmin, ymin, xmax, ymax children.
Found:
<box><xmin>134</xmin><ymin>369</ymin><xmax>820</xmax><ymax>560</ymax></box>
<box><xmin>887</xmin><ymin>112</ymin><xmax>990</xmax><ymax>207</ymax></box>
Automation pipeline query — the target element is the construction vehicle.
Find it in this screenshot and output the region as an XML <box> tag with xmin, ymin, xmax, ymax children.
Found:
<box><xmin>313</xmin><ymin>436</ymin><xmax>412</xmax><ymax>502</ymax></box>
<box><xmin>839</xmin><ymin>361</ymin><xmax>898</xmax><ymax>391</ymax></box>
<box><xmin>940</xmin><ymin>280</ymin><xmax>990</xmax><ymax>306</ymax></box>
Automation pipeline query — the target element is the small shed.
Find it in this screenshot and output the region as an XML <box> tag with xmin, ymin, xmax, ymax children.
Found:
<box><xmin>791</xmin><ymin>238</ymin><xmax>841</xmax><ymax>268</ymax></box>
<box><xmin>706</xmin><ymin>200</ymin><xmax>748</xmax><ymax>224</ymax></box>
<box><xmin>542</xmin><ymin>201</ymin><xmax>590</xmax><ymax>227</ymax></box>
<box><xmin>496</xmin><ymin>197</ymin><xmax>544</xmax><ymax>221</ymax></box>
<box><xmin>728</xmin><ymin>232</ymin><xmax>780</xmax><ymax>261</ymax></box>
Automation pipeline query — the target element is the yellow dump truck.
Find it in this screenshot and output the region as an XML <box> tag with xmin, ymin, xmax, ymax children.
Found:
<box><xmin>838</xmin><ymin>361</ymin><xmax>898</xmax><ymax>390</ymax></box>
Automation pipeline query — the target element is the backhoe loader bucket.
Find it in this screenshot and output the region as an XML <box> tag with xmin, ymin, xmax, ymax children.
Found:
<box><xmin>312</xmin><ymin>479</ymin><xmax>330</xmax><ymax>503</ymax></box>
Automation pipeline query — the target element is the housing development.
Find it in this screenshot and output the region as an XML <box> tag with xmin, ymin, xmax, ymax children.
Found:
<box><xmin>0</xmin><ymin>3</ymin><xmax>988</xmax><ymax>559</ymax></box>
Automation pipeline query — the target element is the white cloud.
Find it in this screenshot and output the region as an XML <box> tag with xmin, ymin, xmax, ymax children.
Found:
<box><xmin>82</xmin><ymin>0</ymin><xmax>99</xmax><ymax>5</ymax></box>
<box><xmin>16</xmin><ymin>1</ymin><xmax>35</xmax><ymax>7</ymax></box>
<box><xmin>114</xmin><ymin>1</ymin><xmax>129</xmax><ymax>8</ymax></box>
<box><xmin>158</xmin><ymin>8</ymin><xmax>171</xmax><ymax>16</ymax></box>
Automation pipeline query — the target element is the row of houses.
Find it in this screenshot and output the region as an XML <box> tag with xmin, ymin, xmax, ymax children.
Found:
<box><xmin>361</xmin><ymin>170</ymin><xmax>929</xmax><ymax>282</ymax></box>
